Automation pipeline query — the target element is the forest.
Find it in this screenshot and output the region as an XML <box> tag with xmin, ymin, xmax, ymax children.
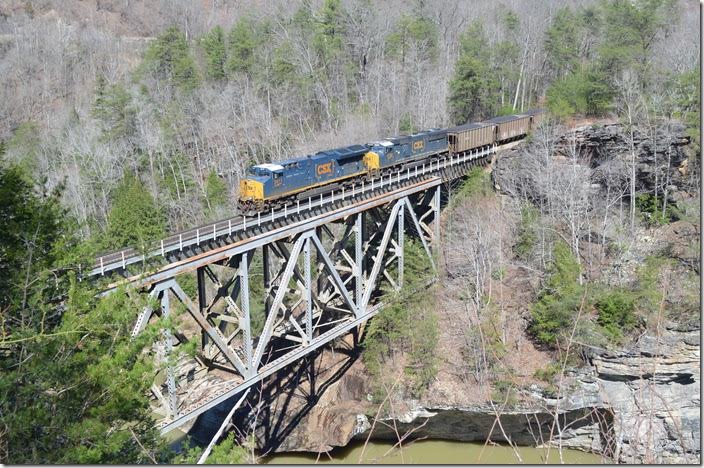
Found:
<box><xmin>0</xmin><ymin>0</ymin><xmax>700</xmax><ymax>464</ymax></box>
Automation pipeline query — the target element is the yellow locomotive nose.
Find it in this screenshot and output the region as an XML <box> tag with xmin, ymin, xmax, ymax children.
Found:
<box><xmin>363</xmin><ymin>151</ymin><xmax>380</xmax><ymax>170</ymax></box>
<box><xmin>239</xmin><ymin>179</ymin><xmax>264</xmax><ymax>200</ymax></box>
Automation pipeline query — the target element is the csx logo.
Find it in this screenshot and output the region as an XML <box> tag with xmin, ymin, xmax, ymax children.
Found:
<box><xmin>413</xmin><ymin>140</ymin><xmax>424</xmax><ymax>150</ymax></box>
<box><xmin>316</xmin><ymin>162</ymin><xmax>333</xmax><ymax>176</ymax></box>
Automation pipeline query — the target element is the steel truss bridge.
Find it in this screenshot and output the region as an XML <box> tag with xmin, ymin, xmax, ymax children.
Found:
<box><xmin>88</xmin><ymin>144</ymin><xmax>513</xmax><ymax>435</ymax></box>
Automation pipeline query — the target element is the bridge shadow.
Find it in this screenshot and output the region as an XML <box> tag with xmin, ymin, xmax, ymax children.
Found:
<box><xmin>187</xmin><ymin>329</ymin><xmax>363</xmax><ymax>455</ymax></box>
<box><xmin>240</xmin><ymin>337</ymin><xmax>360</xmax><ymax>455</ymax></box>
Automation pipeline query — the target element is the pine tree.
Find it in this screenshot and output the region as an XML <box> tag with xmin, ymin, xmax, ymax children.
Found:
<box><xmin>92</xmin><ymin>79</ymin><xmax>136</xmax><ymax>142</ymax></box>
<box><xmin>226</xmin><ymin>18</ymin><xmax>257</xmax><ymax>76</ymax></box>
<box><xmin>448</xmin><ymin>22</ymin><xmax>498</xmax><ymax>123</ymax></box>
<box><xmin>386</xmin><ymin>14</ymin><xmax>438</xmax><ymax>65</ymax></box>
<box><xmin>142</xmin><ymin>26</ymin><xmax>200</xmax><ymax>92</ymax></box>
<box><xmin>544</xmin><ymin>8</ymin><xmax>582</xmax><ymax>77</ymax></box>
<box><xmin>0</xmin><ymin>163</ymin><xmax>169</xmax><ymax>464</ymax></box>
<box><xmin>314</xmin><ymin>0</ymin><xmax>346</xmax><ymax>63</ymax></box>
<box><xmin>200</xmin><ymin>26</ymin><xmax>226</xmax><ymax>80</ymax></box>
<box><xmin>104</xmin><ymin>174</ymin><xmax>166</xmax><ymax>252</ymax></box>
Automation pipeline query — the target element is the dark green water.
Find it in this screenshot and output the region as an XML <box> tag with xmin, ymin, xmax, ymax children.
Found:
<box><xmin>263</xmin><ymin>439</ymin><xmax>605</xmax><ymax>464</ymax></box>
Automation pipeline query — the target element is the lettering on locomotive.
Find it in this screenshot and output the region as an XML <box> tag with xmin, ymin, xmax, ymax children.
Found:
<box><xmin>316</xmin><ymin>162</ymin><xmax>333</xmax><ymax>176</ymax></box>
<box><xmin>413</xmin><ymin>140</ymin><xmax>424</xmax><ymax>150</ymax></box>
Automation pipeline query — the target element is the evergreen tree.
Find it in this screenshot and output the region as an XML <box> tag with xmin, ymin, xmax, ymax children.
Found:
<box><xmin>313</xmin><ymin>0</ymin><xmax>346</xmax><ymax>63</ymax></box>
<box><xmin>448</xmin><ymin>22</ymin><xmax>498</xmax><ymax>123</ymax></box>
<box><xmin>200</xmin><ymin>26</ymin><xmax>227</xmax><ymax>81</ymax></box>
<box><xmin>386</xmin><ymin>14</ymin><xmax>438</xmax><ymax>65</ymax></box>
<box><xmin>91</xmin><ymin>77</ymin><xmax>136</xmax><ymax>142</ymax></box>
<box><xmin>0</xmin><ymin>162</ymin><xmax>169</xmax><ymax>464</ymax></box>
<box><xmin>544</xmin><ymin>8</ymin><xmax>582</xmax><ymax>77</ymax></box>
<box><xmin>104</xmin><ymin>174</ymin><xmax>166</xmax><ymax>252</ymax></box>
<box><xmin>598</xmin><ymin>0</ymin><xmax>677</xmax><ymax>89</ymax></box>
<box><xmin>226</xmin><ymin>18</ymin><xmax>257</xmax><ymax>76</ymax></box>
<box><xmin>529</xmin><ymin>241</ymin><xmax>584</xmax><ymax>347</ymax></box>
<box><xmin>271</xmin><ymin>41</ymin><xmax>298</xmax><ymax>86</ymax></box>
<box><xmin>6</xmin><ymin>121</ymin><xmax>41</xmax><ymax>176</ymax></box>
<box><xmin>0</xmin><ymin>162</ymin><xmax>66</xmax><ymax>322</ymax></box>
<box><xmin>142</xmin><ymin>26</ymin><xmax>200</xmax><ymax>92</ymax></box>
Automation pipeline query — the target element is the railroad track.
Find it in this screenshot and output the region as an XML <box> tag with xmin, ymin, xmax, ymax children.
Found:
<box><xmin>87</xmin><ymin>143</ymin><xmax>508</xmax><ymax>281</ymax></box>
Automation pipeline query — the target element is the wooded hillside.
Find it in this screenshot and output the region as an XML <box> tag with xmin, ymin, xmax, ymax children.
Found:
<box><xmin>0</xmin><ymin>0</ymin><xmax>699</xmax><ymax>464</ymax></box>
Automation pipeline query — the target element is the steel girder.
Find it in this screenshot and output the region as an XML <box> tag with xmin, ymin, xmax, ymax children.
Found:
<box><xmin>126</xmin><ymin>179</ymin><xmax>443</xmax><ymax>434</ymax></box>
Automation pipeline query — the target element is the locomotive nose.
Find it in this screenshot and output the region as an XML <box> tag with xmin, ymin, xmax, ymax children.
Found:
<box><xmin>239</xmin><ymin>179</ymin><xmax>264</xmax><ymax>200</ymax></box>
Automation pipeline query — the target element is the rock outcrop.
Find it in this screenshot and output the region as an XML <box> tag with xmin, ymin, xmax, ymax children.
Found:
<box><xmin>268</xmin><ymin>326</ymin><xmax>699</xmax><ymax>463</ymax></box>
<box><xmin>589</xmin><ymin>324</ymin><xmax>700</xmax><ymax>463</ymax></box>
<box><xmin>493</xmin><ymin>121</ymin><xmax>694</xmax><ymax>203</ymax></box>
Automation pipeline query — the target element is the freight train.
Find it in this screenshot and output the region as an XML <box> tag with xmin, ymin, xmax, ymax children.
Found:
<box><xmin>237</xmin><ymin>109</ymin><xmax>545</xmax><ymax>214</ymax></box>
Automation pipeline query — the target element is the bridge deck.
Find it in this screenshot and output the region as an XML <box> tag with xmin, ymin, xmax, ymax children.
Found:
<box><xmin>89</xmin><ymin>145</ymin><xmax>498</xmax><ymax>281</ymax></box>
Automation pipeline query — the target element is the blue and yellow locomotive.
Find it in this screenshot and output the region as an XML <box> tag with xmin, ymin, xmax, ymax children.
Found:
<box><xmin>238</xmin><ymin>109</ymin><xmax>546</xmax><ymax>213</ymax></box>
<box><xmin>238</xmin><ymin>129</ymin><xmax>449</xmax><ymax>213</ymax></box>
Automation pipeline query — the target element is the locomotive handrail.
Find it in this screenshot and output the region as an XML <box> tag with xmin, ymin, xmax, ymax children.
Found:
<box><xmin>87</xmin><ymin>145</ymin><xmax>496</xmax><ymax>279</ymax></box>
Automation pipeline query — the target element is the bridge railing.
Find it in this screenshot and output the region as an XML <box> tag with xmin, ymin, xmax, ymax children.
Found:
<box><xmin>88</xmin><ymin>145</ymin><xmax>494</xmax><ymax>279</ymax></box>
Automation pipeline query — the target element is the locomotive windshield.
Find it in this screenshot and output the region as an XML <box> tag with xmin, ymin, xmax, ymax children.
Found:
<box><xmin>248</xmin><ymin>167</ymin><xmax>270</xmax><ymax>176</ymax></box>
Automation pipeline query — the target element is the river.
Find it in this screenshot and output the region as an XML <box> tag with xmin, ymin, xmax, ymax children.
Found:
<box><xmin>262</xmin><ymin>439</ymin><xmax>605</xmax><ymax>464</ymax></box>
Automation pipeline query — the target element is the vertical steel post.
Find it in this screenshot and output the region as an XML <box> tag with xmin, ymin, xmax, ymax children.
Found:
<box><xmin>239</xmin><ymin>251</ymin><xmax>253</xmax><ymax>377</ymax></box>
<box><xmin>315</xmin><ymin>226</ymin><xmax>324</xmax><ymax>297</ymax></box>
<box><xmin>303</xmin><ymin>238</ymin><xmax>312</xmax><ymax>341</ymax></box>
<box><xmin>354</xmin><ymin>212</ymin><xmax>363</xmax><ymax>315</ymax></box>
<box><xmin>197</xmin><ymin>266</ymin><xmax>208</xmax><ymax>354</ymax></box>
<box><xmin>263</xmin><ymin>245</ymin><xmax>272</xmax><ymax>312</ymax></box>
<box><xmin>433</xmin><ymin>185</ymin><xmax>441</xmax><ymax>252</ymax></box>
<box><xmin>161</xmin><ymin>290</ymin><xmax>177</xmax><ymax>419</ymax></box>
<box><xmin>397</xmin><ymin>204</ymin><xmax>404</xmax><ymax>291</ymax></box>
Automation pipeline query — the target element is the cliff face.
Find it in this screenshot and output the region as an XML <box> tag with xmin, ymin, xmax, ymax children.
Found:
<box><xmin>590</xmin><ymin>325</ymin><xmax>700</xmax><ymax>463</ymax></box>
<box><xmin>265</xmin><ymin>325</ymin><xmax>699</xmax><ymax>463</ymax></box>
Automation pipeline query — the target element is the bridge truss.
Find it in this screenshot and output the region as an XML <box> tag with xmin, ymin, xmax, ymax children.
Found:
<box><xmin>135</xmin><ymin>178</ymin><xmax>442</xmax><ymax>434</ymax></box>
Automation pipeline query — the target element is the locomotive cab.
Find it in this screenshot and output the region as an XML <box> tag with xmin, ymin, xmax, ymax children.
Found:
<box><xmin>239</xmin><ymin>163</ymin><xmax>284</xmax><ymax>203</ymax></box>
<box><xmin>364</xmin><ymin>141</ymin><xmax>394</xmax><ymax>172</ymax></box>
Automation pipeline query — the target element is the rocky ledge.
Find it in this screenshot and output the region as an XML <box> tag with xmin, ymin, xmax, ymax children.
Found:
<box><xmin>270</xmin><ymin>325</ymin><xmax>699</xmax><ymax>464</ymax></box>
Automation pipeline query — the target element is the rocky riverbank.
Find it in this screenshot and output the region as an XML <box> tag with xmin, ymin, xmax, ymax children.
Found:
<box><xmin>244</xmin><ymin>323</ymin><xmax>699</xmax><ymax>463</ymax></box>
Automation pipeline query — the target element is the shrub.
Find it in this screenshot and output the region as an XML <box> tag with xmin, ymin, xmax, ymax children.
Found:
<box><xmin>529</xmin><ymin>241</ymin><xmax>584</xmax><ymax>347</ymax></box>
<box><xmin>594</xmin><ymin>289</ymin><xmax>638</xmax><ymax>342</ymax></box>
<box><xmin>533</xmin><ymin>362</ymin><xmax>561</xmax><ymax>383</ymax></box>
<box><xmin>452</xmin><ymin>167</ymin><xmax>492</xmax><ymax>205</ymax></box>
<box><xmin>513</xmin><ymin>204</ymin><xmax>539</xmax><ymax>260</ymax></box>
<box><xmin>491</xmin><ymin>379</ymin><xmax>517</xmax><ymax>406</ymax></box>
<box><xmin>362</xmin><ymin>240</ymin><xmax>438</xmax><ymax>400</ymax></box>
<box><xmin>635</xmin><ymin>193</ymin><xmax>680</xmax><ymax>226</ymax></box>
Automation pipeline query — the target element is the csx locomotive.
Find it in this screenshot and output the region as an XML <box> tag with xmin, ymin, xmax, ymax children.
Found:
<box><xmin>238</xmin><ymin>109</ymin><xmax>545</xmax><ymax>213</ymax></box>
